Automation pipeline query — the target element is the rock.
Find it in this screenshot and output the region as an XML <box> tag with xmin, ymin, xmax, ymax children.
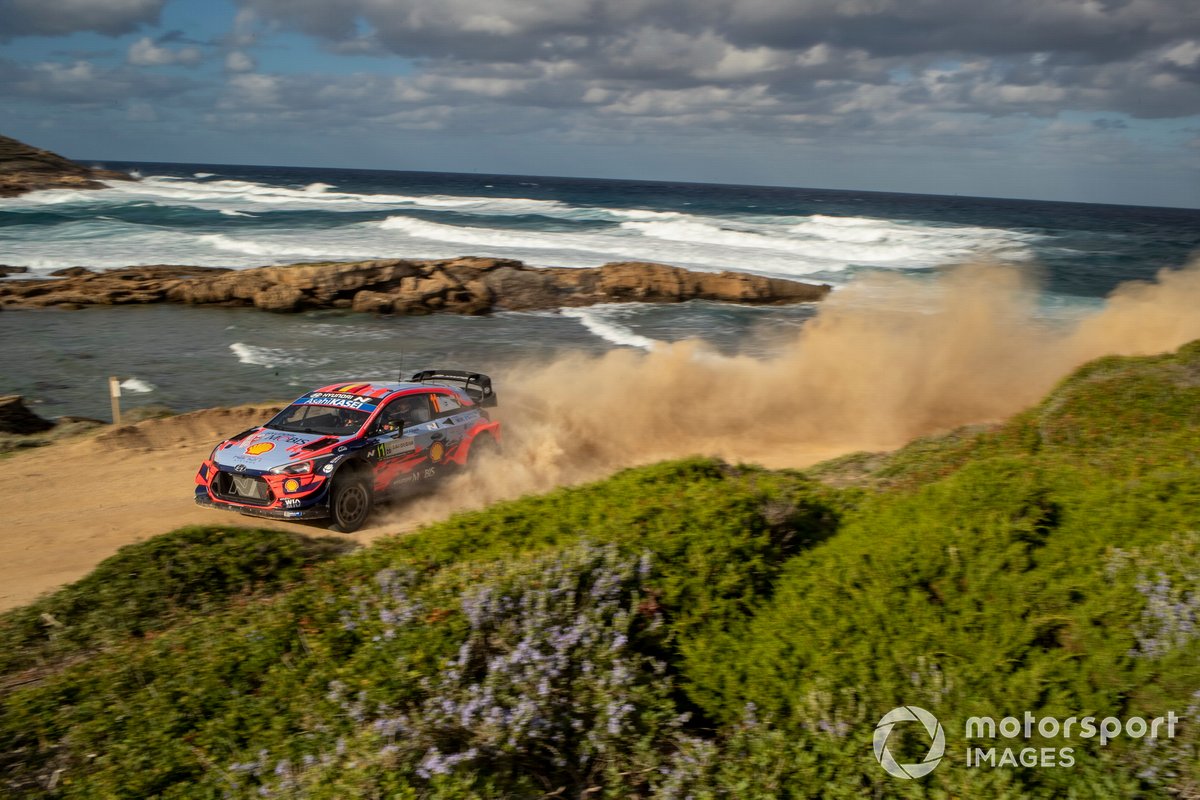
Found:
<box><xmin>253</xmin><ymin>284</ymin><xmax>304</xmax><ymax>312</ymax></box>
<box><xmin>412</xmin><ymin>270</ymin><xmax>459</xmax><ymax>300</ymax></box>
<box><xmin>49</xmin><ymin>267</ymin><xmax>93</xmax><ymax>277</ymax></box>
<box><xmin>480</xmin><ymin>267</ymin><xmax>563</xmax><ymax>310</ymax></box>
<box><xmin>275</xmin><ymin>259</ymin><xmax>421</xmax><ymax>303</ymax></box>
<box><xmin>0</xmin><ymin>266</ymin><xmax>28</xmax><ymax>278</ymax></box>
<box><xmin>444</xmin><ymin>279</ymin><xmax>494</xmax><ymax>315</ymax></box>
<box><xmin>0</xmin><ymin>395</ymin><xmax>56</xmax><ymax>434</ymax></box>
<box><xmin>2</xmin><ymin>266</ymin><xmax>224</xmax><ymax>308</ymax></box>
<box><xmin>351</xmin><ymin>290</ymin><xmax>395</xmax><ymax>314</ymax></box>
<box><xmin>0</xmin><ymin>134</ymin><xmax>136</xmax><ymax>198</ymax></box>
<box><xmin>0</xmin><ymin>258</ymin><xmax>830</xmax><ymax>315</ymax></box>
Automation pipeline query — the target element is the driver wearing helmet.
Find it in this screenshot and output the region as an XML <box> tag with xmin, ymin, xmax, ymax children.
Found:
<box><xmin>380</xmin><ymin>396</ymin><xmax>424</xmax><ymax>433</ymax></box>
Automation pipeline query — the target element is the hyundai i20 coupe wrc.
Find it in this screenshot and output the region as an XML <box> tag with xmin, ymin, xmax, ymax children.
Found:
<box><xmin>195</xmin><ymin>370</ymin><xmax>499</xmax><ymax>532</ymax></box>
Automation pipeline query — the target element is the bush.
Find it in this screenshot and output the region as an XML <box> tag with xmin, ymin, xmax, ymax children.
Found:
<box><xmin>0</xmin><ymin>526</ymin><xmax>355</xmax><ymax>674</ymax></box>
<box><xmin>4</xmin><ymin>342</ymin><xmax>1200</xmax><ymax>798</ymax></box>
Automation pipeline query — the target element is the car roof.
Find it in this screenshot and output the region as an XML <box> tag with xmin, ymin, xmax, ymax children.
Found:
<box><xmin>309</xmin><ymin>381</ymin><xmax>461</xmax><ymax>402</ymax></box>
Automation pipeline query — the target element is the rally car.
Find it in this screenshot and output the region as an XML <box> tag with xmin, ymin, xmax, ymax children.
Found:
<box><xmin>194</xmin><ymin>370</ymin><xmax>499</xmax><ymax>532</ymax></box>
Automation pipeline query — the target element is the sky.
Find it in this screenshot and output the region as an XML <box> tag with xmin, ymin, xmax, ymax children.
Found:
<box><xmin>1</xmin><ymin>0</ymin><xmax>1199</xmax><ymax>207</ymax></box>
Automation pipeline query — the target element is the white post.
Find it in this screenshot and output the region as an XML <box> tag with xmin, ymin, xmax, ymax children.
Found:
<box><xmin>109</xmin><ymin>376</ymin><xmax>122</xmax><ymax>426</ymax></box>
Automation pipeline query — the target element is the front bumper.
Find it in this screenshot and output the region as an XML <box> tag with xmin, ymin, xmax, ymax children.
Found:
<box><xmin>195</xmin><ymin>459</ymin><xmax>332</xmax><ymax>521</ymax></box>
<box><xmin>194</xmin><ymin>491</ymin><xmax>330</xmax><ymax>521</ymax></box>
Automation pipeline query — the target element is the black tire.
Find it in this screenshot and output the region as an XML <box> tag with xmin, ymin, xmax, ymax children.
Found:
<box><xmin>329</xmin><ymin>471</ymin><xmax>372</xmax><ymax>533</ymax></box>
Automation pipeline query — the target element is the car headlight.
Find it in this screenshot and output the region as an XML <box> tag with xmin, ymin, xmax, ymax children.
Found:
<box><xmin>270</xmin><ymin>460</ymin><xmax>314</xmax><ymax>475</ymax></box>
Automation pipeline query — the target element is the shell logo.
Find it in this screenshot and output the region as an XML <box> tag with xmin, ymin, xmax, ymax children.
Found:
<box><xmin>429</xmin><ymin>441</ymin><xmax>446</xmax><ymax>463</ymax></box>
<box><xmin>246</xmin><ymin>442</ymin><xmax>276</xmax><ymax>456</ymax></box>
<box><xmin>283</xmin><ymin>478</ymin><xmax>301</xmax><ymax>493</ymax></box>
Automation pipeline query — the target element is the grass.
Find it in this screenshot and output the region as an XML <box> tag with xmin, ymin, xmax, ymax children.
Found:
<box><xmin>3</xmin><ymin>342</ymin><xmax>1200</xmax><ymax>797</ymax></box>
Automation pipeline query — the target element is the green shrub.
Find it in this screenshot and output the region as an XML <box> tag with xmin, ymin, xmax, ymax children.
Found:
<box><xmin>0</xmin><ymin>526</ymin><xmax>355</xmax><ymax>674</ymax></box>
<box><xmin>4</xmin><ymin>342</ymin><xmax>1200</xmax><ymax>798</ymax></box>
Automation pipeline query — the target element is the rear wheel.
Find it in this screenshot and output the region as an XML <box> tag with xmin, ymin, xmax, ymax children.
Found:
<box><xmin>329</xmin><ymin>472</ymin><xmax>372</xmax><ymax>533</ymax></box>
<box><xmin>467</xmin><ymin>433</ymin><xmax>501</xmax><ymax>466</ymax></box>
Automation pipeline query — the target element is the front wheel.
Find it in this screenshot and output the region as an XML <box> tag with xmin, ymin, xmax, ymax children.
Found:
<box><xmin>329</xmin><ymin>472</ymin><xmax>372</xmax><ymax>533</ymax></box>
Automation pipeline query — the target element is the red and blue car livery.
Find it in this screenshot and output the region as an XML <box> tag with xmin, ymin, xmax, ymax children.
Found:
<box><xmin>195</xmin><ymin>370</ymin><xmax>499</xmax><ymax>532</ymax></box>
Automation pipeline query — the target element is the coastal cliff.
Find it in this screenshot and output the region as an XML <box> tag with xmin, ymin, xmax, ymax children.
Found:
<box><xmin>0</xmin><ymin>134</ymin><xmax>134</xmax><ymax>197</ymax></box>
<box><xmin>0</xmin><ymin>258</ymin><xmax>830</xmax><ymax>314</ymax></box>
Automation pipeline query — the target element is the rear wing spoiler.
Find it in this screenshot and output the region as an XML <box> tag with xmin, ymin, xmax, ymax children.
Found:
<box><xmin>409</xmin><ymin>369</ymin><xmax>497</xmax><ymax>407</ymax></box>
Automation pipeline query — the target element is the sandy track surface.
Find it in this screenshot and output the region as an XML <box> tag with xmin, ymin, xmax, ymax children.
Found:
<box><xmin>0</xmin><ymin>407</ymin><xmax>406</xmax><ymax>612</ymax></box>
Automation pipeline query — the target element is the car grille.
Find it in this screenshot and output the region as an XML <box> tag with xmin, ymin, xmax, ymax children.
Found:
<box><xmin>213</xmin><ymin>471</ymin><xmax>273</xmax><ymax>506</ymax></box>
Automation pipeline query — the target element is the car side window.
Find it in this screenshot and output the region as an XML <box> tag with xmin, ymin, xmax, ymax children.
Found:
<box><xmin>374</xmin><ymin>402</ymin><xmax>405</xmax><ymax>435</ymax></box>
<box><xmin>431</xmin><ymin>393</ymin><xmax>462</xmax><ymax>416</ymax></box>
<box><xmin>373</xmin><ymin>393</ymin><xmax>434</xmax><ymax>435</ymax></box>
<box><xmin>405</xmin><ymin>394</ymin><xmax>434</xmax><ymax>424</ymax></box>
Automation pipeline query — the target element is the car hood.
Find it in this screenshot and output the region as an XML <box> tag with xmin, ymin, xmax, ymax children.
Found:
<box><xmin>213</xmin><ymin>428</ymin><xmax>356</xmax><ymax>472</ymax></box>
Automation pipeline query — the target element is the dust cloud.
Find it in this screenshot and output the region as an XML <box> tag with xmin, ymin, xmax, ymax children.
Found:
<box><xmin>393</xmin><ymin>260</ymin><xmax>1200</xmax><ymax>523</ymax></box>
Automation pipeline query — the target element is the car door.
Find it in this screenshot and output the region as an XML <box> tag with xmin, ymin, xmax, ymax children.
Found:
<box><xmin>401</xmin><ymin>392</ymin><xmax>446</xmax><ymax>481</ymax></box>
<box><xmin>366</xmin><ymin>393</ymin><xmax>437</xmax><ymax>493</ymax></box>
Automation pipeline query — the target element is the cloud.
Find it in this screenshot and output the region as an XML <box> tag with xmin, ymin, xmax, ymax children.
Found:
<box><xmin>0</xmin><ymin>0</ymin><xmax>164</xmax><ymax>40</ymax></box>
<box><xmin>127</xmin><ymin>36</ymin><xmax>203</xmax><ymax>67</ymax></box>
<box><xmin>235</xmin><ymin>0</ymin><xmax>1200</xmax><ymax>64</ymax></box>
<box><xmin>126</xmin><ymin>99</ymin><xmax>158</xmax><ymax>121</ymax></box>
<box><xmin>4</xmin><ymin>0</ymin><xmax>1196</xmax><ymax>203</ymax></box>
<box><xmin>224</xmin><ymin>51</ymin><xmax>256</xmax><ymax>72</ymax></box>
<box><xmin>224</xmin><ymin>0</ymin><xmax>1198</xmax><ymax>133</ymax></box>
<box><xmin>0</xmin><ymin>57</ymin><xmax>194</xmax><ymax>105</ymax></box>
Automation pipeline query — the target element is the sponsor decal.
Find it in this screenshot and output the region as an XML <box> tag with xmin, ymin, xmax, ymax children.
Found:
<box><xmin>234</xmin><ymin>464</ymin><xmax>247</xmax><ymax>473</ymax></box>
<box><xmin>322</xmin><ymin>463</ymin><xmax>335</xmax><ymax>474</ymax></box>
<box><xmin>260</xmin><ymin>432</ymin><xmax>309</xmax><ymax>445</ymax></box>
<box><xmin>374</xmin><ymin>437</ymin><xmax>416</xmax><ymax>460</ymax></box>
<box><xmin>329</xmin><ymin>383</ymin><xmax>373</xmax><ymax>394</ymax></box>
<box><xmin>246</xmin><ymin>442</ymin><xmax>276</xmax><ymax>456</ymax></box>
<box><xmin>301</xmin><ymin>391</ymin><xmax>379</xmax><ymax>411</ymax></box>
<box><xmin>283</xmin><ymin>478</ymin><xmax>301</xmax><ymax>493</ymax></box>
<box><xmin>282</xmin><ymin>498</ymin><xmax>302</xmax><ymax>508</ymax></box>
<box><xmin>429</xmin><ymin>440</ymin><xmax>446</xmax><ymax>463</ymax></box>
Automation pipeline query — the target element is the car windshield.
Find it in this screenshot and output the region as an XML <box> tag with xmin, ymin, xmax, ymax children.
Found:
<box><xmin>266</xmin><ymin>402</ymin><xmax>370</xmax><ymax>436</ymax></box>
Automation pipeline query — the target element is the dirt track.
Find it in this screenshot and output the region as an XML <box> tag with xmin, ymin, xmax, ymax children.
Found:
<box><xmin>0</xmin><ymin>407</ymin><xmax>410</xmax><ymax>612</ymax></box>
<box><xmin>9</xmin><ymin>263</ymin><xmax>1200</xmax><ymax>612</ymax></box>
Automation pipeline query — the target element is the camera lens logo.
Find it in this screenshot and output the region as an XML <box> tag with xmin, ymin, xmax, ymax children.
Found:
<box><xmin>873</xmin><ymin>706</ymin><xmax>945</xmax><ymax>779</ymax></box>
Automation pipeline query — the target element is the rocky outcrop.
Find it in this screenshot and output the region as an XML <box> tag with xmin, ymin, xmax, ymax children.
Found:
<box><xmin>0</xmin><ymin>396</ymin><xmax>56</xmax><ymax>435</ymax></box>
<box><xmin>0</xmin><ymin>258</ymin><xmax>830</xmax><ymax>314</ymax></box>
<box><xmin>0</xmin><ymin>134</ymin><xmax>134</xmax><ymax>198</ymax></box>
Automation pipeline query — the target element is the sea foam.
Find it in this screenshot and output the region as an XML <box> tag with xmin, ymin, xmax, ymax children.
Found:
<box><xmin>560</xmin><ymin>307</ymin><xmax>660</xmax><ymax>350</ymax></box>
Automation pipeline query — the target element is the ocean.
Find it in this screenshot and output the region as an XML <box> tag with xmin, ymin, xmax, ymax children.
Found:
<box><xmin>2</xmin><ymin>162</ymin><xmax>1198</xmax><ymax>420</ymax></box>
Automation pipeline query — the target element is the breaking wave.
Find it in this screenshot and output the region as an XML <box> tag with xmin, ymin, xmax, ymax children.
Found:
<box><xmin>229</xmin><ymin>342</ymin><xmax>332</xmax><ymax>369</ymax></box>
<box><xmin>560</xmin><ymin>307</ymin><xmax>661</xmax><ymax>350</ymax></box>
<box><xmin>0</xmin><ymin>171</ymin><xmax>1040</xmax><ymax>283</ymax></box>
<box><xmin>119</xmin><ymin>377</ymin><xmax>156</xmax><ymax>394</ymax></box>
